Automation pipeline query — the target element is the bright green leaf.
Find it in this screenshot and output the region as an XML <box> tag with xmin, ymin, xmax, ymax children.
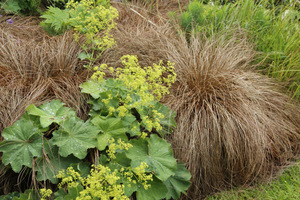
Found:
<box><xmin>50</xmin><ymin>117</ymin><xmax>99</xmax><ymax>159</ymax></box>
<box><xmin>26</xmin><ymin>100</ymin><xmax>76</xmax><ymax>128</ymax></box>
<box><xmin>91</xmin><ymin>116</ymin><xmax>126</xmax><ymax>136</ymax></box>
<box><xmin>136</xmin><ymin>176</ymin><xmax>168</xmax><ymax>200</ymax></box>
<box><xmin>40</xmin><ymin>7</ymin><xmax>71</xmax><ymax>34</ymax></box>
<box><xmin>165</xmin><ymin>162</ymin><xmax>191</xmax><ymax>200</ymax></box>
<box><xmin>78</xmin><ymin>52</ymin><xmax>92</xmax><ymax>60</ymax></box>
<box><xmin>79</xmin><ymin>79</ymin><xmax>106</xmax><ymax>99</ymax></box>
<box><xmin>0</xmin><ymin>119</ymin><xmax>43</xmax><ymax>172</ymax></box>
<box><xmin>96</xmin><ymin>133</ymin><xmax>111</xmax><ymax>150</ymax></box>
<box><xmin>126</xmin><ymin>135</ymin><xmax>177</xmax><ymax>182</ymax></box>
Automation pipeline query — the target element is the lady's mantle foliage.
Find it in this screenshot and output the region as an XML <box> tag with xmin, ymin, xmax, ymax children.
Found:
<box><xmin>0</xmin><ymin>56</ymin><xmax>190</xmax><ymax>199</ymax></box>
<box><xmin>40</xmin><ymin>0</ymin><xmax>119</xmax><ymax>53</ymax></box>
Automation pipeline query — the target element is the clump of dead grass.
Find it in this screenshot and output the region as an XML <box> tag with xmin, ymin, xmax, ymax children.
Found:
<box><xmin>162</xmin><ymin>33</ymin><xmax>300</xmax><ymax>199</ymax></box>
<box><xmin>0</xmin><ymin>19</ymin><xmax>90</xmax><ymax>135</ymax></box>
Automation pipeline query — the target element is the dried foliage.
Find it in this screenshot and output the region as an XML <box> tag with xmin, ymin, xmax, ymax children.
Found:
<box><xmin>0</xmin><ymin>18</ymin><xmax>90</xmax><ymax>135</ymax></box>
<box><xmin>162</xmin><ymin>33</ymin><xmax>300</xmax><ymax>199</ymax></box>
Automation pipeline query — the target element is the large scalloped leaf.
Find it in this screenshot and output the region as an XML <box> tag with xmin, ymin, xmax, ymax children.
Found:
<box><xmin>165</xmin><ymin>162</ymin><xmax>191</xmax><ymax>200</ymax></box>
<box><xmin>50</xmin><ymin>117</ymin><xmax>99</xmax><ymax>159</ymax></box>
<box><xmin>0</xmin><ymin>119</ymin><xmax>43</xmax><ymax>172</ymax></box>
<box><xmin>136</xmin><ymin>176</ymin><xmax>168</xmax><ymax>200</ymax></box>
<box><xmin>79</xmin><ymin>79</ymin><xmax>106</xmax><ymax>99</ymax></box>
<box><xmin>91</xmin><ymin>116</ymin><xmax>127</xmax><ymax>150</ymax></box>
<box><xmin>126</xmin><ymin>135</ymin><xmax>177</xmax><ymax>182</ymax></box>
<box><xmin>26</xmin><ymin>100</ymin><xmax>76</xmax><ymax>128</ymax></box>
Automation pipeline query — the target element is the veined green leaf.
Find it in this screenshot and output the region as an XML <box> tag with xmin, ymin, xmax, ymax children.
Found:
<box><xmin>91</xmin><ymin>116</ymin><xmax>127</xmax><ymax>150</ymax></box>
<box><xmin>78</xmin><ymin>52</ymin><xmax>92</xmax><ymax>61</ymax></box>
<box><xmin>91</xmin><ymin>116</ymin><xmax>126</xmax><ymax>135</ymax></box>
<box><xmin>126</xmin><ymin>135</ymin><xmax>177</xmax><ymax>182</ymax></box>
<box><xmin>0</xmin><ymin>119</ymin><xmax>43</xmax><ymax>173</ymax></box>
<box><xmin>136</xmin><ymin>176</ymin><xmax>168</xmax><ymax>200</ymax></box>
<box><xmin>40</xmin><ymin>7</ymin><xmax>71</xmax><ymax>34</ymax></box>
<box><xmin>79</xmin><ymin>79</ymin><xmax>106</xmax><ymax>99</ymax></box>
<box><xmin>165</xmin><ymin>162</ymin><xmax>191</xmax><ymax>200</ymax></box>
<box><xmin>50</xmin><ymin>117</ymin><xmax>99</xmax><ymax>159</ymax></box>
<box><xmin>26</xmin><ymin>100</ymin><xmax>76</xmax><ymax>128</ymax></box>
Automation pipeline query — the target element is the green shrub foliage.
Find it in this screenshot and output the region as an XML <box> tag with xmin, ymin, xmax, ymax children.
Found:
<box><xmin>0</xmin><ymin>0</ymin><xmax>42</xmax><ymax>15</ymax></box>
<box><xmin>0</xmin><ymin>55</ymin><xmax>191</xmax><ymax>200</ymax></box>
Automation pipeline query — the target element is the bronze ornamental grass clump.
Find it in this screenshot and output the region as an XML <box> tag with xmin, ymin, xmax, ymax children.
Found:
<box><xmin>162</xmin><ymin>33</ymin><xmax>300</xmax><ymax>199</ymax></box>
<box><xmin>0</xmin><ymin>17</ymin><xmax>90</xmax><ymax>135</ymax></box>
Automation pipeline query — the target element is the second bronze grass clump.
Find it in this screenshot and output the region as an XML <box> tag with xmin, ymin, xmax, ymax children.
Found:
<box><xmin>163</xmin><ymin>34</ymin><xmax>300</xmax><ymax>198</ymax></box>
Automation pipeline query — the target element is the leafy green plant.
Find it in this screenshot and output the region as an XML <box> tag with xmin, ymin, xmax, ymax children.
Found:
<box><xmin>0</xmin><ymin>55</ymin><xmax>191</xmax><ymax>199</ymax></box>
<box><xmin>0</xmin><ymin>0</ymin><xmax>42</xmax><ymax>15</ymax></box>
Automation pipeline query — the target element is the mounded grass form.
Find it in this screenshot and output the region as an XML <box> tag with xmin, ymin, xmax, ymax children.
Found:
<box><xmin>205</xmin><ymin>162</ymin><xmax>300</xmax><ymax>200</ymax></box>
<box><xmin>0</xmin><ymin>17</ymin><xmax>90</xmax><ymax>138</ymax></box>
<box><xmin>179</xmin><ymin>0</ymin><xmax>300</xmax><ymax>99</ymax></box>
<box><xmin>162</xmin><ymin>32</ymin><xmax>300</xmax><ymax>199</ymax></box>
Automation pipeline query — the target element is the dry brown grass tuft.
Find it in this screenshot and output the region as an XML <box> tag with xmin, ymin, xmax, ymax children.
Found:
<box><xmin>0</xmin><ymin>20</ymin><xmax>90</xmax><ymax>135</ymax></box>
<box><xmin>162</xmin><ymin>33</ymin><xmax>300</xmax><ymax>199</ymax></box>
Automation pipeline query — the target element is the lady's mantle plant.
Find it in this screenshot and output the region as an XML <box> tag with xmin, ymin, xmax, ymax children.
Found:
<box><xmin>0</xmin><ymin>55</ymin><xmax>191</xmax><ymax>199</ymax></box>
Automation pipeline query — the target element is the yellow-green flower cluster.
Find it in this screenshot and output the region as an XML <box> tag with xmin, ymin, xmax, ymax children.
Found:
<box><xmin>91</xmin><ymin>64</ymin><xmax>107</xmax><ymax>82</ymax></box>
<box><xmin>134</xmin><ymin>162</ymin><xmax>153</xmax><ymax>190</ymax></box>
<box><xmin>79</xmin><ymin>165</ymin><xmax>128</xmax><ymax>200</ymax></box>
<box><xmin>116</xmin><ymin>55</ymin><xmax>176</xmax><ymax>102</ymax></box>
<box><xmin>40</xmin><ymin>188</ymin><xmax>52</xmax><ymax>200</ymax></box>
<box><xmin>66</xmin><ymin>0</ymin><xmax>118</xmax><ymax>52</ymax></box>
<box><xmin>90</xmin><ymin>55</ymin><xmax>176</xmax><ymax>131</ymax></box>
<box><xmin>106</xmin><ymin>138</ymin><xmax>133</xmax><ymax>160</ymax></box>
<box><xmin>56</xmin><ymin>167</ymin><xmax>84</xmax><ymax>189</ymax></box>
<box><xmin>55</xmin><ymin>165</ymin><xmax>129</xmax><ymax>200</ymax></box>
